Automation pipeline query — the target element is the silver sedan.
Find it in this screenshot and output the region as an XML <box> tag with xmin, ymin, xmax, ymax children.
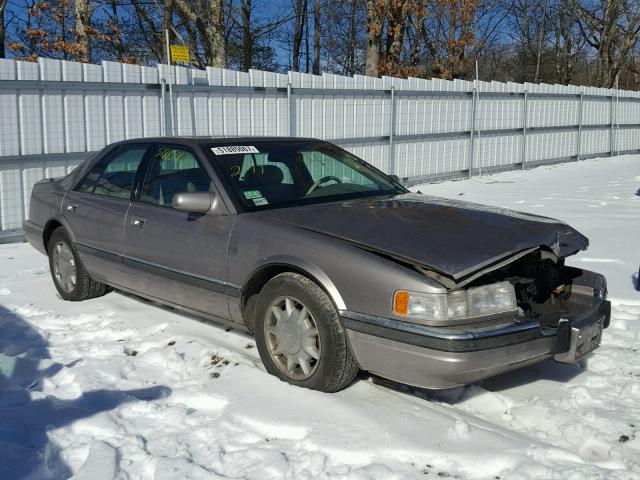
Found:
<box><xmin>24</xmin><ymin>137</ymin><xmax>610</xmax><ymax>392</ymax></box>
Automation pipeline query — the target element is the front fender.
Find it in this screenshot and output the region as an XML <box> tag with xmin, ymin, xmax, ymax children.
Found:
<box><xmin>244</xmin><ymin>255</ymin><xmax>347</xmax><ymax>311</ymax></box>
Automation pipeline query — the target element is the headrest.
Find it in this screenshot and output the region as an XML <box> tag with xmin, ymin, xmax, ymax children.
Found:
<box><xmin>244</xmin><ymin>165</ymin><xmax>284</xmax><ymax>186</ymax></box>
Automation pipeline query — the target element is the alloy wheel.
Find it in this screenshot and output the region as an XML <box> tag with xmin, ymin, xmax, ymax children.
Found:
<box><xmin>264</xmin><ymin>295</ymin><xmax>321</xmax><ymax>380</ymax></box>
<box><xmin>52</xmin><ymin>241</ymin><xmax>77</xmax><ymax>293</ymax></box>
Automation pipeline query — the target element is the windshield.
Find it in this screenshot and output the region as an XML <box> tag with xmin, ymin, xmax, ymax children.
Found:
<box><xmin>204</xmin><ymin>141</ymin><xmax>405</xmax><ymax>211</ymax></box>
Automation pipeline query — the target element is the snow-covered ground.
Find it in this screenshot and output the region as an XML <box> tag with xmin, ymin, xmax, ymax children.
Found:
<box><xmin>1</xmin><ymin>155</ymin><xmax>639</xmax><ymax>480</ymax></box>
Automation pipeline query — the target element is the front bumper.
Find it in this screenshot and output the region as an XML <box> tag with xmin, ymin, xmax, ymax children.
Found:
<box><xmin>341</xmin><ymin>277</ymin><xmax>610</xmax><ymax>389</ymax></box>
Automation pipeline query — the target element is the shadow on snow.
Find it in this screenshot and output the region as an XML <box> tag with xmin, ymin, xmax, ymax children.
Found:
<box><xmin>0</xmin><ymin>305</ymin><xmax>170</xmax><ymax>480</ymax></box>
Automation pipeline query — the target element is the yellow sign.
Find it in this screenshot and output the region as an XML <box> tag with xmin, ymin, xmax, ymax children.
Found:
<box><xmin>170</xmin><ymin>45</ymin><xmax>190</xmax><ymax>63</ymax></box>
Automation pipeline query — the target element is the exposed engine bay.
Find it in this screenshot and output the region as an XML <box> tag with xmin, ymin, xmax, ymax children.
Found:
<box><xmin>468</xmin><ymin>249</ymin><xmax>604</xmax><ymax>328</ymax></box>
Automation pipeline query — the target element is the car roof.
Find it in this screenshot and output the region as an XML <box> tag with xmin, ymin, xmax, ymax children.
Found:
<box><xmin>109</xmin><ymin>136</ymin><xmax>323</xmax><ymax>147</ymax></box>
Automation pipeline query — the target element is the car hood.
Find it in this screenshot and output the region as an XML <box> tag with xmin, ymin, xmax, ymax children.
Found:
<box><xmin>259</xmin><ymin>193</ymin><xmax>589</xmax><ymax>282</ymax></box>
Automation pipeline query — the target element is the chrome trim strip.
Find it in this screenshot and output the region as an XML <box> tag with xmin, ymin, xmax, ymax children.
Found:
<box><xmin>340</xmin><ymin>310</ymin><xmax>544</xmax><ymax>341</ymax></box>
<box><xmin>75</xmin><ymin>241</ymin><xmax>241</xmax><ymax>294</ymax></box>
<box><xmin>339</xmin><ymin>311</ymin><xmax>550</xmax><ymax>353</ymax></box>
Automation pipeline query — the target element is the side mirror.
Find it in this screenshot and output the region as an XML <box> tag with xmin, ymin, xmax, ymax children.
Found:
<box><xmin>389</xmin><ymin>174</ymin><xmax>401</xmax><ymax>183</ymax></box>
<box><xmin>172</xmin><ymin>191</ymin><xmax>215</xmax><ymax>214</ymax></box>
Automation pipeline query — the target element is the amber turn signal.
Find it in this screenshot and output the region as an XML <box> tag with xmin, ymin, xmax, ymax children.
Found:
<box><xmin>393</xmin><ymin>290</ymin><xmax>409</xmax><ymax>316</ymax></box>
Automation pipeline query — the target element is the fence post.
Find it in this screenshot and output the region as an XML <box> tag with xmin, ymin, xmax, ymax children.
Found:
<box><xmin>522</xmin><ymin>89</ymin><xmax>528</xmax><ymax>170</ymax></box>
<box><xmin>576</xmin><ymin>91</ymin><xmax>583</xmax><ymax>161</ymax></box>
<box><xmin>613</xmin><ymin>85</ymin><xmax>620</xmax><ymax>155</ymax></box>
<box><xmin>469</xmin><ymin>87</ymin><xmax>477</xmax><ymax>178</ymax></box>
<box><xmin>160</xmin><ymin>77</ymin><xmax>167</xmax><ymax>136</ymax></box>
<box><xmin>609</xmin><ymin>93</ymin><xmax>615</xmax><ymax>156</ymax></box>
<box><xmin>287</xmin><ymin>79</ymin><xmax>294</xmax><ymax>137</ymax></box>
<box><xmin>389</xmin><ymin>85</ymin><xmax>395</xmax><ymax>176</ymax></box>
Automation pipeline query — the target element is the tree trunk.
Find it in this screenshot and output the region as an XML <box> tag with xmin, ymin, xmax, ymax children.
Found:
<box><xmin>0</xmin><ymin>0</ymin><xmax>6</xmax><ymax>59</ymax></box>
<box><xmin>292</xmin><ymin>0</ymin><xmax>306</xmax><ymax>71</ymax></box>
<box><xmin>384</xmin><ymin>4</ymin><xmax>405</xmax><ymax>75</ymax></box>
<box><xmin>209</xmin><ymin>0</ymin><xmax>226</xmax><ymax>68</ymax></box>
<box><xmin>162</xmin><ymin>0</ymin><xmax>173</xmax><ymax>64</ymax></box>
<box><xmin>305</xmin><ymin>4</ymin><xmax>310</xmax><ymax>72</ymax></box>
<box><xmin>312</xmin><ymin>0</ymin><xmax>320</xmax><ymax>74</ymax></box>
<box><xmin>174</xmin><ymin>0</ymin><xmax>226</xmax><ymax>68</ymax></box>
<box><xmin>241</xmin><ymin>0</ymin><xmax>253</xmax><ymax>71</ymax></box>
<box><xmin>534</xmin><ymin>0</ymin><xmax>548</xmax><ymax>82</ymax></box>
<box><xmin>365</xmin><ymin>0</ymin><xmax>382</xmax><ymax>76</ymax></box>
<box><xmin>348</xmin><ymin>0</ymin><xmax>357</xmax><ymax>74</ymax></box>
<box><xmin>110</xmin><ymin>0</ymin><xmax>125</xmax><ymax>62</ymax></box>
<box><xmin>75</xmin><ymin>0</ymin><xmax>91</xmax><ymax>63</ymax></box>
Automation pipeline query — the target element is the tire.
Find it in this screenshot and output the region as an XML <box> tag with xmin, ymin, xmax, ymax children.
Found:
<box><xmin>47</xmin><ymin>227</ymin><xmax>111</xmax><ymax>301</ymax></box>
<box><xmin>254</xmin><ymin>272</ymin><xmax>359</xmax><ymax>392</ymax></box>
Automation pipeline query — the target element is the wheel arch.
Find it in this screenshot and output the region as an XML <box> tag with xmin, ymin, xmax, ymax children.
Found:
<box><xmin>240</xmin><ymin>257</ymin><xmax>347</xmax><ymax>333</ymax></box>
<box><xmin>42</xmin><ymin>219</ymin><xmax>64</xmax><ymax>254</ymax></box>
<box><xmin>42</xmin><ymin>213</ymin><xmax>79</xmax><ymax>254</ymax></box>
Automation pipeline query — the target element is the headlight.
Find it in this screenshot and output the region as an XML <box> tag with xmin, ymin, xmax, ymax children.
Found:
<box><xmin>393</xmin><ymin>281</ymin><xmax>517</xmax><ymax>322</ymax></box>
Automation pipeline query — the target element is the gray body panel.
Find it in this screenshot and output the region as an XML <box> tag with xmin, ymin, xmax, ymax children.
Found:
<box><xmin>124</xmin><ymin>202</ymin><xmax>236</xmax><ymax>320</ymax></box>
<box><xmin>226</xmin><ymin>213</ymin><xmax>444</xmax><ymax>322</ymax></box>
<box><xmin>63</xmin><ymin>191</ymin><xmax>132</xmax><ymax>286</ymax></box>
<box><xmin>23</xmin><ymin>136</ymin><xmax>609</xmax><ymax>390</ymax></box>
<box><xmin>256</xmin><ymin>193</ymin><xmax>589</xmax><ymax>282</ymax></box>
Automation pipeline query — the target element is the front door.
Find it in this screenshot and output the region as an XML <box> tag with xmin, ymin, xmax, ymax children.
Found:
<box><xmin>124</xmin><ymin>144</ymin><xmax>236</xmax><ymax>321</ymax></box>
<box><xmin>63</xmin><ymin>143</ymin><xmax>150</xmax><ymax>286</ymax></box>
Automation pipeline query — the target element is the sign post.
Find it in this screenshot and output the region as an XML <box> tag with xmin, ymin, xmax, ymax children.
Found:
<box><xmin>165</xmin><ymin>29</ymin><xmax>175</xmax><ymax>136</ymax></box>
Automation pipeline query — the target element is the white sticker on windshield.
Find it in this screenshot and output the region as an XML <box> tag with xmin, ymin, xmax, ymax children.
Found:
<box><xmin>211</xmin><ymin>145</ymin><xmax>259</xmax><ymax>155</ymax></box>
<box><xmin>253</xmin><ymin>197</ymin><xmax>268</xmax><ymax>206</ymax></box>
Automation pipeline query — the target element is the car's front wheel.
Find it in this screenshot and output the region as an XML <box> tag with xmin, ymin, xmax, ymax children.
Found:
<box><xmin>254</xmin><ymin>272</ymin><xmax>359</xmax><ymax>392</ymax></box>
<box><xmin>47</xmin><ymin>227</ymin><xmax>110</xmax><ymax>301</ymax></box>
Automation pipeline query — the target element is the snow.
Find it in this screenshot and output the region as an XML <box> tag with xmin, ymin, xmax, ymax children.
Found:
<box><xmin>1</xmin><ymin>155</ymin><xmax>639</xmax><ymax>479</ymax></box>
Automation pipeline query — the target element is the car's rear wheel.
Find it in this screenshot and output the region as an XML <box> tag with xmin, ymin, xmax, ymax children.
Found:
<box><xmin>47</xmin><ymin>227</ymin><xmax>110</xmax><ymax>301</ymax></box>
<box><xmin>254</xmin><ymin>272</ymin><xmax>359</xmax><ymax>392</ymax></box>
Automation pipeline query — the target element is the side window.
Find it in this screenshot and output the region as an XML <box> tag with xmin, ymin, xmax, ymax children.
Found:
<box><xmin>77</xmin><ymin>145</ymin><xmax>147</xmax><ymax>199</ymax></box>
<box><xmin>302</xmin><ymin>151</ymin><xmax>375</xmax><ymax>187</ymax></box>
<box><xmin>140</xmin><ymin>146</ymin><xmax>211</xmax><ymax>206</ymax></box>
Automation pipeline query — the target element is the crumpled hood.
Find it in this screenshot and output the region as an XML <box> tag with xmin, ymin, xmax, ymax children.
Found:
<box><xmin>260</xmin><ymin>193</ymin><xmax>589</xmax><ymax>281</ymax></box>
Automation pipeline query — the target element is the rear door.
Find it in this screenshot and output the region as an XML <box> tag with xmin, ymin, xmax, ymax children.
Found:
<box><xmin>63</xmin><ymin>143</ymin><xmax>150</xmax><ymax>286</ymax></box>
<box><xmin>124</xmin><ymin>144</ymin><xmax>236</xmax><ymax>321</ymax></box>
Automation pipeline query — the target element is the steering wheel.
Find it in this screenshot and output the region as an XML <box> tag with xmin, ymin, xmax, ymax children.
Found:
<box><xmin>306</xmin><ymin>175</ymin><xmax>343</xmax><ymax>195</ymax></box>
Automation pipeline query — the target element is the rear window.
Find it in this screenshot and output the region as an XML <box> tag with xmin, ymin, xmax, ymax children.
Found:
<box><xmin>77</xmin><ymin>145</ymin><xmax>148</xmax><ymax>199</ymax></box>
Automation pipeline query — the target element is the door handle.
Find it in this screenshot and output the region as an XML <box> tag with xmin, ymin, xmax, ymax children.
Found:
<box><xmin>65</xmin><ymin>204</ymin><xmax>77</xmax><ymax>212</ymax></box>
<box><xmin>131</xmin><ymin>217</ymin><xmax>145</xmax><ymax>228</ymax></box>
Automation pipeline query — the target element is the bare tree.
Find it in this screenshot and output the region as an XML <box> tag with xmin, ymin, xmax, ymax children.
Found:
<box><xmin>75</xmin><ymin>0</ymin><xmax>92</xmax><ymax>62</ymax></box>
<box><xmin>323</xmin><ymin>0</ymin><xmax>366</xmax><ymax>75</ymax></box>
<box><xmin>534</xmin><ymin>0</ymin><xmax>549</xmax><ymax>81</ymax></box>
<box><xmin>365</xmin><ymin>0</ymin><xmax>382</xmax><ymax>76</ymax></box>
<box><xmin>239</xmin><ymin>0</ymin><xmax>252</xmax><ymax>70</ymax></box>
<box><xmin>291</xmin><ymin>0</ymin><xmax>307</xmax><ymax>70</ymax></box>
<box><xmin>8</xmin><ymin>0</ymin><xmax>101</xmax><ymax>62</ymax></box>
<box><xmin>551</xmin><ymin>0</ymin><xmax>587</xmax><ymax>84</ymax></box>
<box><xmin>575</xmin><ymin>0</ymin><xmax>640</xmax><ymax>87</ymax></box>
<box><xmin>508</xmin><ymin>0</ymin><xmax>552</xmax><ymax>82</ymax></box>
<box><xmin>418</xmin><ymin>0</ymin><xmax>488</xmax><ymax>79</ymax></box>
<box><xmin>0</xmin><ymin>0</ymin><xmax>7</xmax><ymax>58</ymax></box>
<box><xmin>226</xmin><ymin>0</ymin><xmax>291</xmax><ymax>71</ymax></box>
<box><xmin>365</xmin><ymin>0</ymin><xmax>425</xmax><ymax>77</ymax></box>
<box><xmin>312</xmin><ymin>0</ymin><xmax>320</xmax><ymax>74</ymax></box>
<box><xmin>174</xmin><ymin>0</ymin><xmax>227</xmax><ymax>67</ymax></box>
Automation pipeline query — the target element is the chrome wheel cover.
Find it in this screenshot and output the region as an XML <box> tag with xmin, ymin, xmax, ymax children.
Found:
<box><xmin>264</xmin><ymin>296</ymin><xmax>321</xmax><ymax>380</ymax></box>
<box><xmin>52</xmin><ymin>241</ymin><xmax>77</xmax><ymax>293</ymax></box>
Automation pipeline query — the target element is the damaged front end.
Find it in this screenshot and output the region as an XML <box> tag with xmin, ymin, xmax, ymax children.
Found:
<box><xmin>416</xmin><ymin>247</ymin><xmax>611</xmax><ymax>364</ymax></box>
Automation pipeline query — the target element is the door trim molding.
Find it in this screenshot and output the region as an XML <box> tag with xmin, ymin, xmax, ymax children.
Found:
<box><xmin>75</xmin><ymin>242</ymin><xmax>241</xmax><ymax>297</ymax></box>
